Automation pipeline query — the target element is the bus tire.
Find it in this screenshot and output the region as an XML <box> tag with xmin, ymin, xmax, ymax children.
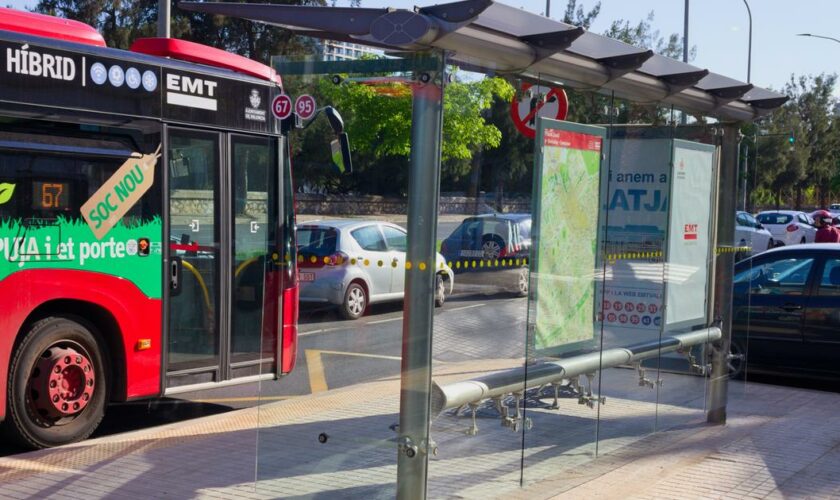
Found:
<box><xmin>3</xmin><ymin>316</ymin><xmax>108</xmax><ymax>449</ymax></box>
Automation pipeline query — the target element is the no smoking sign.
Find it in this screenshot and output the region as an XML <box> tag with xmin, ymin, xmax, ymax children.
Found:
<box><xmin>510</xmin><ymin>83</ymin><xmax>568</xmax><ymax>139</ymax></box>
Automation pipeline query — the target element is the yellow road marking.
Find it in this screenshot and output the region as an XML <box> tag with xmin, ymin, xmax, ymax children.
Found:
<box><xmin>305</xmin><ymin>349</ymin><xmax>402</xmax><ymax>394</ymax></box>
<box><xmin>0</xmin><ymin>458</ymin><xmax>84</xmax><ymax>475</ymax></box>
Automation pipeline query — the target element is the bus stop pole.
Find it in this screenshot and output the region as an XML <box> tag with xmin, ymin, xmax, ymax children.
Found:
<box><xmin>397</xmin><ymin>64</ymin><xmax>444</xmax><ymax>500</ymax></box>
<box><xmin>707</xmin><ymin>122</ymin><xmax>740</xmax><ymax>424</ymax></box>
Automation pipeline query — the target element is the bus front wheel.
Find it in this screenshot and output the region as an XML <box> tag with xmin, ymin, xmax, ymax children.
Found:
<box><xmin>3</xmin><ymin>317</ymin><xmax>108</xmax><ymax>449</ymax></box>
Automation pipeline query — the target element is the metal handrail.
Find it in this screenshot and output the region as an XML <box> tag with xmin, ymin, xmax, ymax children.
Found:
<box><xmin>430</xmin><ymin>328</ymin><xmax>721</xmax><ymax>418</ymax></box>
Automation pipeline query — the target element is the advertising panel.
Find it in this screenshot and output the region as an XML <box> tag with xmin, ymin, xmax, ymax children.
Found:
<box><xmin>665</xmin><ymin>140</ymin><xmax>716</xmax><ymax>328</ymax></box>
<box><xmin>531</xmin><ymin>119</ymin><xmax>605</xmax><ymax>352</ymax></box>
<box><xmin>598</xmin><ymin>135</ymin><xmax>672</xmax><ymax>342</ymax></box>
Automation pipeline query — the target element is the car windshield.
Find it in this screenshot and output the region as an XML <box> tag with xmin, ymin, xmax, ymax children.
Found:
<box><xmin>297</xmin><ymin>226</ymin><xmax>338</xmax><ymax>256</ymax></box>
<box><xmin>756</xmin><ymin>213</ymin><xmax>793</xmax><ymax>225</ymax></box>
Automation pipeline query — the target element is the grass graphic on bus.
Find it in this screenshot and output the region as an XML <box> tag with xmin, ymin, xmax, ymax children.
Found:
<box><xmin>0</xmin><ymin>216</ymin><xmax>162</xmax><ymax>298</ymax></box>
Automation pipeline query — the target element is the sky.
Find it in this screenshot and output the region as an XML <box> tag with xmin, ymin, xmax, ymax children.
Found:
<box><xmin>6</xmin><ymin>0</ymin><xmax>840</xmax><ymax>95</ymax></box>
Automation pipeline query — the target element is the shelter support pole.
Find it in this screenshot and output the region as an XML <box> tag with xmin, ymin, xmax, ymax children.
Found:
<box><xmin>397</xmin><ymin>62</ymin><xmax>444</xmax><ymax>500</ymax></box>
<box><xmin>707</xmin><ymin>122</ymin><xmax>741</xmax><ymax>424</ymax></box>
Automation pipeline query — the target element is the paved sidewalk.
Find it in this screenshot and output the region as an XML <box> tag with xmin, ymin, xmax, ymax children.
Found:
<box><xmin>1</xmin><ymin>369</ymin><xmax>839</xmax><ymax>499</ymax></box>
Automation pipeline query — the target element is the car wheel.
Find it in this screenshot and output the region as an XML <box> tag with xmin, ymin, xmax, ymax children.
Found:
<box><xmin>2</xmin><ymin>317</ymin><xmax>108</xmax><ymax>449</ymax></box>
<box><xmin>340</xmin><ymin>283</ymin><xmax>367</xmax><ymax>320</ymax></box>
<box><xmin>481</xmin><ymin>236</ymin><xmax>504</xmax><ymax>259</ymax></box>
<box><xmin>728</xmin><ymin>340</ymin><xmax>746</xmax><ymax>380</ymax></box>
<box><xmin>514</xmin><ymin>267</ymin><xmax>529</xmax><ymax>297</ymax></box>
<box><xmin>434</xmin><ymin>274</ymin><xmax>446</xmax><ymax>307</ymax></box>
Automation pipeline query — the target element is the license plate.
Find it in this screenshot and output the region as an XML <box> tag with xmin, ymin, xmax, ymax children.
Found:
<box><xmin>299</xmin><ymin>272</ymin><xmax>315</xmax><ymax>282</ymax></box>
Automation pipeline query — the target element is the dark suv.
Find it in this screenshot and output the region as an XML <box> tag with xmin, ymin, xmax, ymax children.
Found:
<box><xmin>440</xmin><ymin>213</ymin><xmax>531</xmax><ymax>296</ymax></box>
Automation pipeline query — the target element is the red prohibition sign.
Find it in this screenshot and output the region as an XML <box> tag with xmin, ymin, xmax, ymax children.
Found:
<box><xmin>510</xmin><ymin>83</ymin><xmax>569</xmax><ymax>139</ymax></box>
<box><xmin>272</xmin><ymin>94</ymin><xmax>293</xmax><ymax>120</ymax></box>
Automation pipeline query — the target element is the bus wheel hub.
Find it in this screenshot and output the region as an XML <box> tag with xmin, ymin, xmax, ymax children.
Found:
<box><xmin>33</xmin><ymin>346</ymin><xmax>95</xmax><ymax>418</ymax></box>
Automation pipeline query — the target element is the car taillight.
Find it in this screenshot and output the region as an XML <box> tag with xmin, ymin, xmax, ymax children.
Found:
<box><xmin>280</xmin><ymin>284</ymin><xmax>299</xmax><ymax>375</ymax></box>
<box><xmin>325</xmin><ymin>251</ymin><xmax>348</xmax><ymax>266</ymax></box>
<box><xmin>786</xmin><ymin>224</ymin><xmax>799</xmax><ymax>232</ymax></box>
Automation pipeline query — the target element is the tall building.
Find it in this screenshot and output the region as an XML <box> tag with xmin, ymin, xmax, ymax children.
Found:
<box><xmin>320</xmin><ymin>40</ymin><xmax>381</xmax><ymax>61</ymax></box>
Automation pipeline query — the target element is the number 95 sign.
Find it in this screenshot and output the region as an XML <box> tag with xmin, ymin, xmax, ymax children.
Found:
<box><xmin>271</xmin><ymin>94</ymin><xmax>317</xmax><ymax>121</ymax></box>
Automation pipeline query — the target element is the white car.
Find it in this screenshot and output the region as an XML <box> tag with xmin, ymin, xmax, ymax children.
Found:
<box><xmin>755</xmin><ymin>210</ymin><xmax>817</xmax><ymax>247</ymax></box>
<box><xmin>735</xmin><ymin>211</ymin><xmax>774</xmax><ymax>258</ymax></box>
<box><xmin>296</xmin><ymin>220</ymin><xmax>454</xmax><ymax>319</ymax></box>
<box><xmin>830</xmin><ymin>203</ymin><xmax>840</xmax><ymax>216</ymax></box>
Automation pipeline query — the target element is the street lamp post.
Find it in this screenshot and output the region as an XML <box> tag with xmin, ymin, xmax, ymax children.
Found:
<box><xmin>740</xmin><ymin>0</ymin><xmax>752</xmax><ymax>211</ymax></box>
<box><xmin>742</xmin><ymin>0</ymin><xmax>752</xmax><ymax>83</ymax></box>
<box><xmin>797</xmin><ymin>33</ymin><xmax>840</xmax><ymax>45</ymax></box>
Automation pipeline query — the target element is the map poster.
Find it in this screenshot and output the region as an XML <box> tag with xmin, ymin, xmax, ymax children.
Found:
<box><xmin>665</xmin><ymin>140</ymin><xmax>716</xmax><ymax>328</ymax></box>
<box><xmin>531</xmin><ymin>119</ymin><xmax>605</xmax><ymax>352</ymax></box>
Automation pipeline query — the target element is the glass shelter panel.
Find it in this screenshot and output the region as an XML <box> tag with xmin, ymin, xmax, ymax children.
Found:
<box><xmin>427</xmin><ymin>72</ymin><xmax>537</xmax><ymax>497</ymax></box>
<box><xmin>256</xmin><ymin>53</ymin><xmax>445</xmax><ymax>498</ymax></box>
<box><xmin>654</xmin><ymin>127</ymin><xmax>720</xmax><ymax>434</ymax></box>
<box><xmin>520</xmin><ymin>115</ymin><xmax>608</xmax><ymax>486</ymax></box>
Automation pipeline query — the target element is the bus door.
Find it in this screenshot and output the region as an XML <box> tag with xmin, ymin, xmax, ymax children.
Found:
<box><xmin>165</xmin><ymin>128</ymin><xmax>279</xmax><ymax>388</ymax></box>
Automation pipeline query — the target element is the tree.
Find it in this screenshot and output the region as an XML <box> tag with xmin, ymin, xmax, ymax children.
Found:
<box><xmin>288</xmin><ymin>70</ymin><xmax>514</xmax><ymax>196</ymax></box>
<box><xmin>749</xmin><ymin>73</ymin><xmax>839</xmax><ymax>210</ymax></box>
<box><xmin>34</xmin><ymin>0</ymin><xmax>322</xmax><ymax>60</ymax></box>
<box><xmin>562</xmin><ymin>6</ymin><xmax>694</xmax><ymax>126</ymax></box>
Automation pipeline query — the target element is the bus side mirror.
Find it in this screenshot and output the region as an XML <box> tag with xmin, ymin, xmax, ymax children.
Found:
<box><xmin>331</xmin><ymin>133</ymin><xmax>353</xmax><ymax>174</ymax></box>
<box><xmin>324</xmin><ymin>106</ymin><xmax>344</xmax><ymax>134</ymax></box>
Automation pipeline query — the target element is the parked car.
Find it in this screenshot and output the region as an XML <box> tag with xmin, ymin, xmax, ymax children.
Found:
<box><xmin>296</xmin><ymin>220</ymin><xmax>454</xmax><ymax>319</ymax></box>
<box><xmin>735</xmin><ymin>211</ymin><xmax>774</xmax><ymax>259</ymax></box>
<box><xmin>439</xmin><ymin>213</ymin><xmax>531</xmax><ymax>296</ymax></box>
<box><xmin>829</xmin><ymin>203</ymin><xmax>840</xmax><ymax>216</ymax></box>
<box><xmin>731</xmin><ymin>244</ymin><xmax>840</xmax><ymax>380</ymax></box>
<box><xmin>755</xmin><ymin>210</ymin><xmax>817</xmax><ymax>246</ymax></box>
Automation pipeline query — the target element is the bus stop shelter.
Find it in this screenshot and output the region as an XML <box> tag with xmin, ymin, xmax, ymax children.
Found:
<box><xmin>180</xmin><ymin>1</ymin><xmax>787</xmax><ymax>498</ymax></box>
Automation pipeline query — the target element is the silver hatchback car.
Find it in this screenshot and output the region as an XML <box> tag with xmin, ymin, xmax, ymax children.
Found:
<box><xmin>296</xmin><ymin>220</ymin><xmax>454</xmax><ymax>319</ymax></box>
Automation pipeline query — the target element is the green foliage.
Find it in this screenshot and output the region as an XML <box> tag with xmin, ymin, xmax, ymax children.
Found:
<box><xmin>34</xmin><ymin>0</ymin><xmax>321</xmax><ymax>59</ymax></box>
<box><xmin>565</xmin><ymin>7</ymin><xmax>693</xmax><ymax>127</ymax></box>
<box><xmin>562</xmin><ymin>0</ymin><xmax>601</xmax><ymax>29</ymax></box>
<box><xmin>748</xmin><ymin>73</ymin><xmax>840</xmax><ymax>210</ymax></box>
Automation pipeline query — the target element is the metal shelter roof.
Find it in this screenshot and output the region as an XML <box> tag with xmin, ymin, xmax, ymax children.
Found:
<box><xmin>179</xmin><ymin>0</ymin><xmax>787</xmax><ymax>121</ymax></box>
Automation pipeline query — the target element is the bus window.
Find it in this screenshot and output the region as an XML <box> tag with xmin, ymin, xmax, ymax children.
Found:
<box><xmin>167</xmin><ymin>130</ymin><xmax>220</xmax><ymax>374</ymax></box>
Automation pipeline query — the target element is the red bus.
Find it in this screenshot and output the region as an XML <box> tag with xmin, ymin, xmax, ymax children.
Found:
<box><xmin>0</xmin><ymin>9</ymin><xmax>324</xmax><ymax>448</ymax></box>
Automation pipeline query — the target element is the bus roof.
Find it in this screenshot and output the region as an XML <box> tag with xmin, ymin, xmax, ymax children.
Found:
<box><xmin>131</xmin><ymin>38</ymin><xmax>281</xmax><ymax>87</ymax></box>
<box><xmin>0</xmin><ymin>8</ymin><xmax>279</xmax><ymax>87</ymax></box>
<box><xmin>0</xmin><ymin>7</ymin><xmax>106</xmax><ymax>47</ymax></box>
